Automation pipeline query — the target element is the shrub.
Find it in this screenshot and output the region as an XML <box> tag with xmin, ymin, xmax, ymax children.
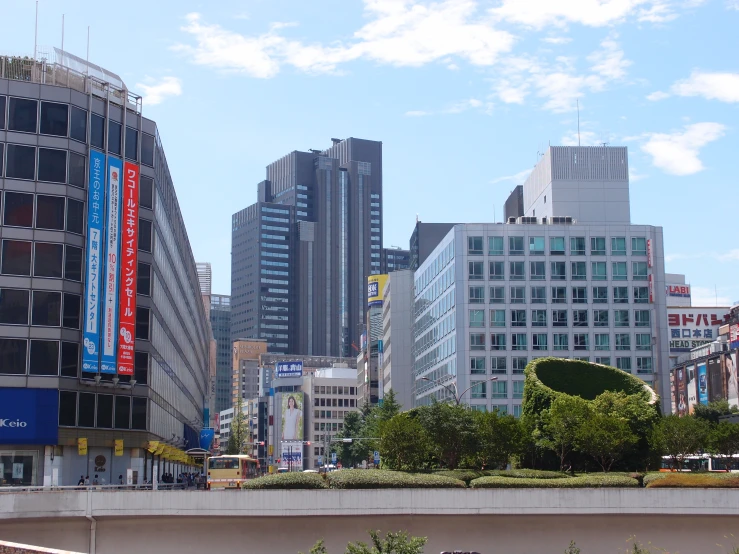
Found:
<box><xmin>242</xmin><ymin>472</ymin><xmax>328</xmax><ymax>490</ymax></box>
<box><xmin>470</xmin><ymin>474</ymin><xmax>639</xmax><ymax>488</ymax></box>
<box><xmin>645</xmin><ymin>473</ymin><xmax>739</xmax><ymax>488</ymax></box>
<box><xmin>642</xmin><ymin>473</ymin><xmax>667</xmax><ymax>486</ymax></box>
<box><xmin>327</xmin><ymin>469</ymin><xmax>465</xmax><ymax>489</ymax></box>
<box><xmin>433</xmin><ymin>469</ymin><xmax>488</xmax><ymax>485</ymax></box>
<box><xmin>491</xmin><ymin>469</ymin><xmax>569</xmax><ymax>480</ymax></box>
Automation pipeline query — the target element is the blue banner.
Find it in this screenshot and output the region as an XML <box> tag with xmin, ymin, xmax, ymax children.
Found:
<box><xmin>199</xmin><ymin>428</ymin><xmax>215</xmax><ymax>450</ymax></box>
<box><xmin>698</xmin><ymin>363</ymin><xmax>708</xmax><ymax>405</ymax></box>
<box><xmin>0</xmin><ymin>388</ymin><xmax>58</xmax><ymax>445</ymax></box>
<box><xmin>100</xmin><ymin>156</ymin><xmax>123</xmax><ymax>374</ymax></box>
<box><xmin>276</xmin><ymin>361</ymin><xmax>303</xmax><ymax>378</ymax></box>
<box><xmin>82</xmin><ymin>150</ymin><xmax>107</xmax><ymax>373</ymax></box>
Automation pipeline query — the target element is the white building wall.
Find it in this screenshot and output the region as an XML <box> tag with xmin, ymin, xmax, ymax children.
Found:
<box><xmin>381</xmin><ymin>270</ymin><xmax>415</xmax><ymax>411</ymax></box>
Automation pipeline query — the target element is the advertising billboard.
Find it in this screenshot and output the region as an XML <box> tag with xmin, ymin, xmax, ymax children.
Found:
<box><xmin>82</xmin><ymin>150</ymin><xmax>107</xmax><ymax>373</ymax></box>
<box><xmin>276</xmin><ymin>361</ymin><xmax>303</xmax><ymax>378</ymax></box>
<box><xmin>667</xmin><ymin>307</ymin><xmax>729</xmax><ymax>353</ymax></box>
<box><xmin>116</xmin><ymin>162</ymin><xmax>140</xmax><ymax>375</ymax></box>
<box><xmin>730</xmin><ymin>324</ymin><xmax>739</xmax><ymax>350</ymax></box>
<box><xmin>675</xmin><ymin>366</ymin><xmax>687</xmax><ymax>416</ymax></box>
<box><xmin>726</xmin><ymin>352</ymin><xmax>739</xmax><ymax>409</ymax></box>
<box><xmin>100</xmin><ymin>156</ymin><xmax>123</xmax><ymax>374</ymax></box>
<box><xmin>686</xmin><ymin>365</ymin><xmax>697</xmax><ymax>414</ymax></box>
<box><xmin>280</xmin><ymin>392</ymin><xmax>304</xmax><ymax>442</ymax></box>
<box><xmin>0</xmin><ymin>388</ymin><xmax>58</xmax><ymax>445</ymax></box>
<box><xmin>708</xmin><ymin>357</ymin><xmax>723</xmax><ymax>402</ymax></box>
<box><xmin>367</xmin><ymin>274</ymin><xmax>388</xmax><ymax>307</ymax></box>
<box><xmin>697</xmin><ymin>363</ymin><xmax>708</xmax><ymax>405</ymax></box>
<box><xmin>280</xmin><ymin>442</ymin><xmax>303</xmax><ymax>470</ymax></box>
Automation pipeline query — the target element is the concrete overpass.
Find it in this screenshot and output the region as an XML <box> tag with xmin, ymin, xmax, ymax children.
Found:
<box><xmin>1</xmin><ymin>489</ymin><xmax>738</xmax><ymax>553</ymax></box>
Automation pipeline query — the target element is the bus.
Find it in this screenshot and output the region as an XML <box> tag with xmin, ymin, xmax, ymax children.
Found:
<box><xmin>660</xmin><ymin>455</ymin><xmax>739</xmax><ymax>472</ymax></box>
<box><xmin>207</xmin><ymin>455</ymin><xmax>260</xmax><ymax>489</ymax></box>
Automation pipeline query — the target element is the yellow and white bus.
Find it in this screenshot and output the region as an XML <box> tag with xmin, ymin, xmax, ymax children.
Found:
<box><xmin>207</xmin><ymin>455</ymin><xmax>260</xmax><ymax>490</ymax></box>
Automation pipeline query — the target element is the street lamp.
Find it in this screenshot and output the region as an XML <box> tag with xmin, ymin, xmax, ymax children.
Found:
<box><xmin>421</xmin><ymin>375</ymin><xmax>498</xmax><ymax>405</ymax></box>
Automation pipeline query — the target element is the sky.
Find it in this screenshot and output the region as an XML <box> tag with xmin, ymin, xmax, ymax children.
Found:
<box><xmin>3</xmin><ymin>0</ymin><xmax>738</xmax><ymax>304</ymax></box>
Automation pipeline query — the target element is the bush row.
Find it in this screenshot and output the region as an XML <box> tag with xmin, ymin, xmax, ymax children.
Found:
<box><xmin>327</xmin><ymin>470</ymin><xmax>465</xmax><ymax>489</ymax></box>
<box><xmin>242</xmin><ymin>472</ymin><xmax>327</xmax><ymax>490</ymax></box>
<box><xmin>470</xmin><ymin>474</ymin><xmax>640</xmax><ymax>489</ymax></box>
<box><xmin>644</xmin><ymin>472</ymin><xmax>739</xmax><ymax>488</ymax></box>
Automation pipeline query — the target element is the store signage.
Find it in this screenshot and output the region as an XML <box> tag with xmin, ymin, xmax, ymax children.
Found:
<box><xmin>648</xmin><ymin>274</ymin><xmax>654</xmax><ymax>303</ymax></box>
<box><xmin>100</xmin><ymin>156</ymin><xmax>123</xmax><ymax>374</ymax></box>
<box><xmin>116</xmin><ymin>162</ymin><xmax>140</xmax><ymax>375</ymax></box>
<box><xmin>276</xmin><ymin>361</ymin><xmax>303</xmax><ymax>378</ymax></box>
<box><xmin>0</xmin><ymin>389</ymin><xmax>58</xmax><ymax>445</ymax></box>
<box><xmin>667</xmin><ymin>285</ymin><xmax>691</xmax><ymax>298</ymax></box>
<box><xmin>78</xmin><ymin>438</ymin><xmax>88</xmax><ymax>456</ymax></box>
<box><xmin>647</xmin><ymin>239</ymin><xmax>653</xmax><ymax>268</ymax></box>
<box><xmin>667</xmin><ymin>308</ymin><xmax>729</xmax><ymax>353</ymax></box>
<box><xmin>114</xmin><ymin>440</ymin><xmax>124</xmax><ymax>456</ymax></box>
<box><xmin>730</xmin><ymin>324</ymin><xmax>739</xmax><ymax>350</ymax></box>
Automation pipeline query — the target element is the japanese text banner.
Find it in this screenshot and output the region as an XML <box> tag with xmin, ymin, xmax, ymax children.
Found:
<box><xmin>100</xmin><ymin>157</ymin><xmax>123</xmax><ymax>374</ymax></box>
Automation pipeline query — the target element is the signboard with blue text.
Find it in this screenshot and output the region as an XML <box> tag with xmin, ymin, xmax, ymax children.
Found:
<box><xmin>276</xmin><ymin>361</ymin><xmax>303</xmax><ymax>378</ymax></box>
<box><xmin>100</xmin><ymin>156</ymin><xmax>123</xmax><ymax>374</ymax></box>
<box><xmin>0</xmin><ymin>388</ymin><xmax>58</xmax><ymax>445</ymax></box>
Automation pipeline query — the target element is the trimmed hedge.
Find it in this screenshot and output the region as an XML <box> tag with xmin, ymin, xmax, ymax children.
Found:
<box><xmin>491</xmin><ymin>469</ymin><xmax>568</xmax><ymax>480</ymax></box>
<box><xmin>242</xmin><ymin>472</ymin><xmax>328</xmax><ymax>490</ymax></box>
<box><xmin>470</xmin><ymin>474</ymin><xmax>640</xmax><ymax>489</ymax></box>
<box><xmin>434</xmin><ymin>470</ymin><xmax>490</xmax><ymax>485</ymax></box>
<box><xmin>644</xmin><ymin>473</ymin><xmax>739</xmax><ymax>488</ymax></box>
<box><xmin>327</xmin><ymin>470</ymin><xmax>465</xmax><ymax>489</ymax></box>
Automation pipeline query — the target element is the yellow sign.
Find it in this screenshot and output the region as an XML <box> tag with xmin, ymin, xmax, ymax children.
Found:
<box><xmin>114</xmin><ymin>440</ymin><xmax>124</xmax><ymax>456</ymax></box>
<box><xmin>268</xmin><ymin>465</ymin><xmax>274</xmax><ymax>474</ymax></box>
<box><xmin>147</xmin><ymin>441</ymin><xmax>159</xmax><ymax>454</ymax></box>
<box><xmin>268</xmin><ymin>444</ymin><xmax>273</xmax><ymax>456</ymax></box>
<box><xmin>367</xmin><ymin>274</ymin><xmax>388</xmax><ymax>307</ymax></box>
<box><xmin>77</xmin><ymin>438</ymin><xmax>88</xmax><ymax>456</ymax></box>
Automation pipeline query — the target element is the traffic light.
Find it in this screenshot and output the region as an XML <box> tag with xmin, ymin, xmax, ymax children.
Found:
<box><xmin>276</xmin><ymin>459</ymin><xmax>280</xmax><ymax>463</ymax></box>
<box><xmin>258</xmin><ymin>441</ymin><xmax>265</xmax><ymax>446</ymax></box>
<box><xmin>306</xmin><ymin>441</ymin><xmax>311</xmax><ymax>445</ymax></box>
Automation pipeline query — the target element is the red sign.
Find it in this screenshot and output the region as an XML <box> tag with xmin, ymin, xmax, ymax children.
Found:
<box><xmin>667</xmin><ymin>285</ymin><xmax>691</xmax><ymax>296</ymax></box>
<box><xmin>668</xmin><ymin>312</ymin><xmax>729</xmax><ymax>327</ymax></box>
<box><xmin>647</xmin><ymin>239</ymin><xmax>653</xmax><ymax>268</ymax></box>
<box><xmin>116</xmin><ymin>162</ymin><xmax>140</xmax><ymax>376</ymax></box>
<box><xmin>648</xmin><ymin>274</ymin><xmax>653</xmax><ymax>303</ymax></box>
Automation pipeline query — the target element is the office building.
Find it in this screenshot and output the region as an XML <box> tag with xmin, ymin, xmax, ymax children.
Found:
<box><xmin>503</xmin><ymin>185</ymin><xmax>524</xmax><ymax>221</ymax></box>
<box><xmin>665</xmin><ymin>273</ymin><xmax>692</xmax><ymax>307</ymax></box>
<box><xmin>409</xmin><ymin>222</ymin><xmax>457</xmax><ymax>270</ymax></box>
<box><xmin>232</xmin><ymin>339</ymin><xmax>267</xmax><ymax>407</ymax></box>
<box><xmin>0</xmin><ymin>51</ymin><xmax>211</xmax><ymax>485</ymax></box>
<box><xmin>231</xmin><ymin>138</ymin><xmax>383</xmax><ymax>358</ymax></box>
<box><xmin>358</xmin><ymin>275</ymin><xmax>386</xmax><ymax>405</ymax></box>
<box><xmin>381</xmin><ymin>270</ymin><xmax>414</xmax><ymax>411</ymax></box>
<box><xmin>413</xmin><ymin>146</ymin><xmax>671</xmax><ymax>414</ymax></box>
<box><xmin>210</xmin><ymin>294</ymin><xmax>232</xmax><ymax>413</ymax></box>
<box><xmin>381</xmin><ymin>247</ymin><xmax>410</xmax><ymax>273</ymax></box>
<box><xmin>196</xmin><ymin>262</ymin><xmax>217</xmax><ymax>427</ymax></box>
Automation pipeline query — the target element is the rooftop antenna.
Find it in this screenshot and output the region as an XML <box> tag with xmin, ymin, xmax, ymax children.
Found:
<box><xmin>576</xmin><ymin>99</ymin><xmax>581</xmax><ymax>147</ymax></box>
<box><xmin>33</xmin><ymin>1</ymin><xmax>38</xmax><ymax>59</ymax></box>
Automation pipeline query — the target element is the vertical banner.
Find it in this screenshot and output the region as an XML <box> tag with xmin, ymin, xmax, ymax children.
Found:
<box><xmin>82</xmin><ymin>150</ymin><xmax>107</xmax><ymax>373</ymax></box>
<box><xmin>698</xmin><ymin>363</ymin><xmax>708</xmax><ymax>405</ymax></box>
<box><xmin>116</xmin><ymin>162</ymin><xmax>140</xmax><ymax>376</ymax></box>
<box><xmin>100</xmin><ymin>157</ymin><xmax>123</xmax><ymax>374</ymax></box>
<box><xmin>648</xmin><ymin>274</ymin><xmax>654</xmax><ymax>304</ymax></box>
<box><xmin>647</xmin><ymin>239</ymin><xmax>653</xmax><ymax>268</ymax></box>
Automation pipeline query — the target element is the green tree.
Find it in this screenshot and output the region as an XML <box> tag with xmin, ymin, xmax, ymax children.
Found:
<box><xmin>226</xmin><ymin>397</ymin><xmax>246</xmax><ymax>455</ymax></box>
<box><xmin>651</xmin><ymin>415</ymin><xmax>710</xmax><ymax>470</ymax></box>
<box><xmin>299</xmin><ymin>539</ymin><xmax>328</xmax><ymax>554</ymax></box>
<box><xmin>416</xmin><ymin>401</ymin><xmax>476</xmax><ymax>469</ymax></box>
<box><xmin>564</xmin><ymin>541</ymin><xmax>581</xmax><ymax>554</ymax></box>
<box><xmin>536</xmin><ymin>395</ymin><xmax>590</xmax><ymax>471</ymax></box>
<box><xmin>707</xmin><ymin>422</ymin><xmax>739</xmax><ymax>462</ymax></box>
<box><xmin>334</xmin><ymin>411</ymin><xmax>367</xmax><ymax>468</ymax></box>
<box><xmin>469</xmin><ymin>410</ymin><xmax>524</xmax><ymax>470</ymax></box>
<box><xmin>380</xmin><ymin>413</ymin><xmax>432</xmax><ymax>471</ymax></box>
<box><xmin>345</xmin><ymin>530</ymin><xmax>427</xmax><ymax>554</ymax></box>
<box><xmin>694</xmin><ymin>399</ymin><xmax>738</xmax><ymax>425</ymax></box>
<box><xmin>576</xmin><ymin>410</ymin><xmax>638</xmax><ymax>472</ymax></box>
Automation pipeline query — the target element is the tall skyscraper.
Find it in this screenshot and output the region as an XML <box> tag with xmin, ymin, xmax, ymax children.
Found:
<box><xmin>210</xmin><ymin>294</ymin><xmax>232</xmax><ymax>412</ymax></box>
<box><xmin>231</xmin><ymin>138</ymin><xmax>382</xmax><ymax>358</ymax></box>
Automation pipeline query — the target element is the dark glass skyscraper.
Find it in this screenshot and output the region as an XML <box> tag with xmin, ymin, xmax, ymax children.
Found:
<box><xmin>231</xmin><ymin>138</ymin><xmax>382</xmax><ymax>357</ymax></box>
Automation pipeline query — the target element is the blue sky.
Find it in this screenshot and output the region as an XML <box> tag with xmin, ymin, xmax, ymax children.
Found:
<box><xmin>3</xmin><ymin>0</ymin><xmax>738</xmax><ymax>303</ymax></box>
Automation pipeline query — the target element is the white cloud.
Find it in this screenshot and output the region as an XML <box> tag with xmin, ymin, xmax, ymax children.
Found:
<box><xmin>629</xmin><ymin>166</ymin><xmax>647</xmax><ymax>181</ymax></box>
<box><xmin>135</xmin><ymin>76</ymin><xmax>183</xmax><ymax>105</ymax></box>
<box><xmin>691</xmin><ymin>286</ymin><xmax>732</xmax><ymax>307</ymax></box>
<box><xmin>640</xmin><ymin>122</ymin><xmax>726</xmax><ymax>175</ymax></box>
<box><xmin>671</xmin><ymin>71</ymin><xmax>739</xmax><ymax>103</ymax></box>
<box><xmin>490</xmin><ymin>168</ymin><xmax>532</xmax><ymax>185</ymax></box>
<box><xmin>646</xmin><ymin>90</ymin><xmax>669</xmax><ymax>101</ymax></box>
<box><xmin>561</xmin><ymin>130</ymin><xmax>601</xmax><ymax>146</ymax></box>
<box><xmin>587</xmin><ymin>34</ymin><xmax>631</xmax><ymax>79</ymax></box>
<box><xmin>404</xmin><ymin>98</ymin><xmax>489</xmax><ymax>116</ymax></box>
<box><xmin>728</xmin><ymin>0</ymin><xmax>739</xmax><ymax>9</ymax></box>
<box><xmin>718</xmin><ymin>250</ymin><xmax>739</xmax><ymax>262</ymax></box>
<box><xmin>542</xmin><ymin>36</ymin><xmax>572</xmax><ymax>44</ymax></box>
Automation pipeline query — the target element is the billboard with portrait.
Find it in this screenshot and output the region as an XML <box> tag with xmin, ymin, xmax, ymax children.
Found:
<box><xmin>686</xmin><ymin>365</ymin><xmax>697</xmax><ymax>414</ymax></box>
<box><xmin>707</xmin><ymin>357</ymin><xmax>723</xmax><ymax>402</ymax></box>
<box><xmin>726</xmin><ymin>352</ymin><xmax>739</xmax><ymax>410</ymax></box>
<box><xmin>697</xmin><ymin>363</ymin><xmax>708</xmax><ymax>405</ymax></box>
<box><xmin>280</xmin><ymin>392</ymin><xmax>304</xmax><ymax>442</ymax></box>
<box><xmin>675</xmin><ymin>366</ymin><xmax>687</xmax><ymax>416</ymax></box>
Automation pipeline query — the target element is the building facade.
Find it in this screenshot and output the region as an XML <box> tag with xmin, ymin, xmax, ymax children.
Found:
<box><xmin>409</xmin><ymin>222</ymin><xmax>457</xmax><ymax>271</ymax></box>
<box><xmin>210</xmin><ymin>294</ymin><xmax>232</xmax><ymax>413</ymax></box>
<box><xmin>381</xmin><ymin>247</ymin><xmax>410</xmax><ymax>273</ymax></box>
<box><xmin>381</xmin><ymin>270</ymin><xmax>414</xmax><ymax>411</ymax></box>
<box><xmin>0</xmin><ymin>52</ymin><xmax>210</xmax><ymax>486</ymax></box>
<box><xmin>231</xmin><ymin>339</ymin><xmax>267</xmax><ymax>407</ymax></box>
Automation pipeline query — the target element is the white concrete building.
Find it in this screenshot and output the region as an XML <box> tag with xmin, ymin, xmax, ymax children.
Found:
<box><xmin>381</xmin><ymin>270</ymin><xmax>415</xmax><ymax>411</ymax></box>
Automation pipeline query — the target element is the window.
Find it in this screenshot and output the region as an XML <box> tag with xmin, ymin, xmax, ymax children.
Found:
<box><xmin>491</xmin><ymin>333</ymin><xmax>506</xmax><ymax>351</ymax></box>
<box><xmin>532</xmin><ymin>309</ymin><xmax>547</xmax><ymax>327</ymax></box>
<box><xmin>614</xmin><ymin>310</ymin><xmax>630</xmax><ymax>327</ymax></box>
<box><xmin>513</xmin><ymin>404</ymin><xmax>522</xmax><ymax>418</ymax></box>
<box><xmin>60</xmin><ymin>341</ymin><xmax>79</xmax><ymax>377</ymax></box>
<box><xmin>488</xmin><ymin>236</ymin><xmax>503</xmax><ymax>255</ymax></box>
<box><xmin>40</xmin><ymin>102</ymin><xmax>68</xmax><ymax>136</ymax></box>
<box><xmin>470</xmin><ymin>333</ymin><xmax>485</xmax><ymax>350</ymax></box>
<box><xmin>551</xmin><ymin>261</ymin><xmax>566</xmax><ymax>280</ymax></box>
<box><xmin>469</xmin><ymin>286</ymin><xmax>484</xmax><ymax>304</ymax></box>
<box><xmin>530</xmin><ymin>261</ymin><xmax>545</xmax><ymax>280</ymax></box>
<box><xmin>33</xmin><ymin>243</ymin><xmax>63</xmax><ymax>278</ymax></box>
<box><xmin>616</xmin><ymin>357</ymin><xmax>632</xmax><ymax>372</ymax></box>
<box><xmin>132</xmin><ymin>397</ymin><xmax>147</xmax><ymax>430</ymax></box>
<box><xmin>0</xmin><ymin>288</ymin><xmax>29</xmax><ymax>325</ymax></box>
<box><xmin>491</xmin><ymin>381</ymin><xmax>507</xmax><ymax>399</ymax></box>
<box><xmin>140</xmin><ymin>176</ymin><xmax>154</xmax><ymax>210</ymax></box>
<box><xmin>490</xmin><ymin>309</ymin><xmax>505</xmax><ymax>327</ymax></box>
<box><xmin>1</xmin><ymin>240</ymin><xmax>32</xmax><ymax>275</ymax></box>
<box><xmin>138</xmin><ymin>218</ymin><xmax>153</xmax><ymax>252</ymax></box>
<box><xmin>552</xmin><ymin>286</ymin><xmax>566</xmax><ymax>304</ymax></box>
<box><xmin>553</xmin><ymin>333</ymin><xmax>568</xmax><ymax>351</ymax></box>
<box><xmin>125</xmin><ymin>127</ymin><xmax>138</xmax><ymax>161</ymax></box>
<box><xmin>531</xmin><ymin>286</ymin><xmax>546</xmax><ymax>304</ymax></box>
<box><xmin>573</xmin><ymin>310</ymin><xmax>588</xmax><ymax>327</ymax></box>
<box><xmin>32</xmin><ymin>291</ymin><xmax>61</xmax><ymax>326</ymax></box>
<box><xmin>594</xmin><ymin>309</ymin><xmax>609</xmax><ymax>327</ymax></box>
<box><xmin>634</xmin><ymin>286</ymin><xmax>649</xmax><ymax>304</ymax></box>
<box><xmin>90</xmin><ymin>114</ymin><xmax>105</xmax><ymax>149</ymax></box>
<box><xmin>591</xmin><ymin>237</ymin><xmax>606</xmax><ymax>255</ymax></box>
<box><xmin>636</xmin><ymin>333</ymin><xmax>652</xmax><ymax>351</ymax></box>
<box><xmin>592</xmin><ymin>262</ymin><xmax>607</xmax><ymax>281</ymax></box>
<box><xmin>511</xmin><ymin>309</ymin><xmax>526</xmax><ymax>327</ymax></box>
<box><xmin>636</xmin><ymin>357</ymin><xmax>653</xmax><ymax>374</ymax></box>
<box><xmin>141</xmin><ymin>134</ymin><xmax>155</xmax><ymax>167</ymax></box>
<box><xmin>550</xmin><ymin>237</ymin><xmax>565</xmax><ymax>255</ymax></box>
<box><xmin>509</xmin><ymin>236</ymin><xmax>524</xmax><ymax>255</ymax></box>
<box><xmin>6</xmin><ymin>144</ymin><xmax>36</xmax><ymax>180</ymax></box>
<box><xmin>36</xmin><ymin>195</ymin><xmax>65</xmax><ymax>230</ymax></box>
<box><xmin>635</xmin><ymin>310</ymin><xmax>650</xmax><ymax>328</ymax></box>
<box><xmin>95</xmin><ymin>394</ymin><xmax>113</xmax><ymax>428</ymax></box>
<box><xmin>574</xmin><ymin>333</ymin><xmax>589</xmax><ymax>351</ymax></box>
<box><xmin>470</xmin><ymin>357</ymin><xmax>486</xmax><ymax>374</ymax></box>
<box><xmin>64</xmin><ymin>245</ymin><xmax>83</xmax><ymax>281</ymax></box>
<box><xmin>115</xmin><ymin>396</ymin><xmax>131</xmax><ymax>429</ymax></box>
<box><xmin>611</xmin><ymin>237</ymin><xmax>626</xmax><ymax>255</ymax></box>
<box><xmin>571</xmin><ymin>261</ymin><xmax>587</xmax><ymax>281</ymax></box>
<box><xmin>552</xmin><ymin>309</ymin><xmax>567</xmax><ymax>327</ymax></box>
<box><xmin>614</xmin><ymin>286</ymin><xmax>628</xmax><ymax>304</ymax></box>
<box><xmin>108</xmin><ymin>120</ymin><xmax>122</xmax><ymax>155</ymax></box>
<box><xmin>78</xmin><ymin>392</ymin><xmax>95</xmax><ymax>427</ymax></box>
<box><xmin>491</xmin><ymin>357</ymin><xmax>507</xmax><ymax>375</ymax></box>
<box><xmin>510</xmin><ymin>261</ymin><xmax>525</xmax><ymax>280</ymax></box>
<box><xmin>512</xmin><ymin>357</ymin><xmax>527</xmax><ymax>374</ymax></box>
<box><xmin>570</xmin><ymin>237</ymin><xmax>586</xmax><ymax>255</ymax></box>
<box><xmin>8</xmin><ymin>97</ymin><xmax>37</xmax><ymax>133</ymax></box>
<box><xmin>29</xmin><ymin>340</ymin><xmax>59</xmax><ymax>375</ymax></box>
<box><xmin>632</xmin><ymin>262</ymin><xmax>648</xmax><ymax>281</ymax></box>
<box><xmin>134</xmin><ymin>352</ymin><xmax>149</xmax><ymax>385</ymax></box>
<box><xmin>513</xmin><ymin>381</ymin><xmax>524</xmax><ymax>399</ymax></box>
<box><xmin>510</xmin><ymin>287</ymin><xmax>525</xmax><ymax>304</ymax></box>
<box><xmin>615</xmin><ymin>333</ymin><xmax>630</xmax><ymax>351</ymax></box>
<box><xmin>490</xmin><ymin>286</ymin><xmax>504</xmax><ymax>304</ymax></box>
<box><xmin>70</xmin><ymin>106</ymin><xmax>87</xmax><ymax>143</ymax></box>
<box><xmin>66</xmin><ymin>199</ymin><xmax>84</xmax><ymax>234</ymax></box>
<box><xmin>489</xmin><ymin>261</ymin><xmax>504</xmax><ymax>280</ymax></box>
<box><xmin>469</xmin><ymin>309</ymin><xmax>485</xmax><ymax>327</ymax></box>
<box><xmin>59</xmin><ymin>391</ymin><xmax>77</xmax><ymax>425</ymax></box>
<box><xmin>4</xmin><ymin>192</ymin><xmax>33</xmax><ymax>227</ymax></box>
<box><xmin>533</xmin><ymin>333</ymin><xmax>548</xmax><ymax>351</ymax></box>
<box><xmin>595</xmin><ymin>356</ymin><xmax>611</xmax><ymax>366</ymax></box>
<box><xmin>138</xmin><ymin>262</ymin><xmax>152</xmax><ymax>296</ymax></box>
<box><xmin>135</xmin><ymin>307</ymin><xmax>150</xmax><ymax>340</ymax></box>
<box><xmin>595</xmin><ymin>334</ymin><xmax>610</xmax><ymax>351</ymax></box>
<box><xmin>62</xmin><ymin>293</ymin><xmax>81</xmax><ymax>329</ymax></box>
<box><xmin>468</xmin><ymin>236</ymin><xmax>483</xmax><ymax>255</ymax></box>
<box><xmin>593</xmin><ymin>286</ymin><xmax>608</xmax><ymax>304</ymax></box>
<box><xmin>68</xmin><ymin>152</ymin><xmax>86</xmax><ymax>188</ymax></box>
<box><xmin>572</xmin><ymin>287</ymin><xmax>587</xmax><ymax>304</ymax></box>
<box><xmin>468</xmin><ymin>261</ymin><xmax>483</xmax><ymax>280</ymax></box>
<box><xmin>529</xmin><ymin>236</ymin><xmax>544</xmax><ymax>255</ymax></box>
<box><xmin>471</xmin><ymin>382</ymin><xmax>487</xmax><ymax>399</ymax></box>
<box><xmin>0</xmin><ymin>96</ymin><xmax>4</xmax><ymax>128</ymax></box>
<box><xmin>512</xmin><ymin>333</ymin><xmax>527</xmax><ymax>351</ymax></box>
<box><xmin>632</xmin><ymin>237</ymin><xmax>647</xmax><ymax>255</ymax></box>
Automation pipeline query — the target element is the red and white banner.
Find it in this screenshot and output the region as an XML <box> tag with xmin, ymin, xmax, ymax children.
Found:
<box><xmin>648</xmin><ymin>274</ymin><xmax>653</xmax><ymax>303</ymax></box>
<box><xmin>647</xmin><ymin>239</ymin><xmax>653</xmax><ymax>268</ymax></box>
<box><xmin>116</xmin><ymin>162</ymin><xmax>140</xmax><ymax>376</ymax></box>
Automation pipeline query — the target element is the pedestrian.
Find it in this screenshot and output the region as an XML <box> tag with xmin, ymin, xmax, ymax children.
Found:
<box><xmin>77</xmin><ymin>475</ymin><xmax>85</xmax><ymax>486</ymax></box>
<box><xmin>93</xmin><ymin>474</ymin><xmax>99</xmax><ymax>486</ymax></box>
<box><xmin>118</xmin><ymin>474</ymin><xmax>124</xmax><ymax>485</ymax></box>
<box><xmin>84</xmin><ymin>475</ymin><xmax>90</xmax><ymax>486</ymax></box>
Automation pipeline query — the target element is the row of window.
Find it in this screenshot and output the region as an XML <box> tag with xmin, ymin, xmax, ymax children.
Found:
<box><xmin>313</xmin><ymin>397</ymin><xmax>356</xmax><ymax>407</ymax></box>
<box><xmin>469</xmin><ymin>355</ymin><xmax>651</xmax><ymax>377</ymax></box>
<box><xmin>313</xmin><ymin>410</ymin><xmax>353</xmax><ymax>420</ymax></box>
<box><xmin>311</xmin><ymin>386</ymin><xmax>358</xmax><ymax>396</ymax></box>
<box><xmin>468</xmin><ymin>260</ymin><xmax>648</xmax><ymax>281</ymax></box>
<box><xmin>470</xmin><ymin>309</ymin><xmax>651</xmax><ymax>328</ymax></box>
<box><xmin>469</xmin><ymin>236</ymin><xmax>648</xmax><ymax>257</ymax></box>
<box><xmin>0</xmin><ymin>96</ymin><xmax>155</xmax><ymax>164</ymax></box>
<box><xmin>469</xmin><ymin>285</ymin><xmax>650</xmax><ymax>304</ymax></box>
<box><xmin>1</xmin><ymin>191</ymin><xmax>84</xmax><ymax>233</ymax></box>
<box><xmin>469</xmin><ymin>332</ymin><xmax>654</xmax><ymax>354</ymax></box>
<box><xmin>59</xmin><ymin>390</ymin><xmax>147</xmax><ymax>430</ymax></box>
